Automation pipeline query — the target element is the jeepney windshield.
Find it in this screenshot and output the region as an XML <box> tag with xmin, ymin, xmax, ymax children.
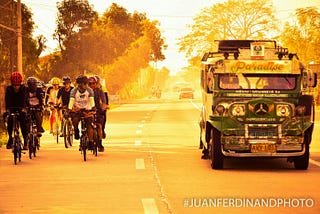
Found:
<box><xmin>219</xmin><ymin>74</ymin><xmax>296</xmax><ymax>90</ymax></box>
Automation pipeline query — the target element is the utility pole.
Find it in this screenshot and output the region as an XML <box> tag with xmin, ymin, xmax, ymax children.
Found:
<box><xmin>17</xmin><ymin>0</ymin><xmax>22</xmax><ymax>74</ymax></box>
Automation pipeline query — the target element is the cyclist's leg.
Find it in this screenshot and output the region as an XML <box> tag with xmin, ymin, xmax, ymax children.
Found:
<box><xmin>49</xmin><ymin>109</ymin><xmax>54</xmax><ymax>133</ymax></box>
<box><xmin>86</xmin><ymin>117</ymin><xmax>94</xmax><ymax>149</ymax></box>
<box><xmin>34</xmin><ymin>111</ymin><xmax>43</xmax><ymax>138</ymax></box>
<box><xmin>97</xmin><ymin>123</ymin><xmax>104</xmax><ymax>152</ymax></box>
<box><xmin>97</xmin><ymin>115</ymin><xmax>104</xmax><ymax>151</ymax></box>
<box><xmin>71</xmin><ymin>113</ymin><xmax>80</xmax><ymax>140</ymax></box>
<box><xmin>6</xmin><ymin>115</ymin><xmax>13</xmax><ymax>149</ymax></box>
<box><xmin>102</xmin><ymin>110</ymin><xmax>107</xmax><ymax>138</ymax></box>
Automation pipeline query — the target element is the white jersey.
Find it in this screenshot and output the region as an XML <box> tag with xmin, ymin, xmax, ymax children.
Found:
<box><xmin>69</xmin><ymin>87</ymin><xmax>95</xmax><ymax>110</ymax></box>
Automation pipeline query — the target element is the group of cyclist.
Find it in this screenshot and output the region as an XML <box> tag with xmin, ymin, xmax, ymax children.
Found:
<box><xmin>4</xmin><ymin>72</ymin><xmax>109</xmax><ymax>153</ymax></box>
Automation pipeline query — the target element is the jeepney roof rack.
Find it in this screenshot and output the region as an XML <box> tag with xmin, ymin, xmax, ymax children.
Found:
<box><xmin>201</xmin><ymin>40</ymin><xmax>294</xmax><ymax>61</ymax></box>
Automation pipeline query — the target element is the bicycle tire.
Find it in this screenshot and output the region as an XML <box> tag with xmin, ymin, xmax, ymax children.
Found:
<box><xmin>63</xmin><ymin>119</ymin><xmax>73</xmax><ymax>148</ymax></box>
<box><xmin>18</xmin><ymin>147</ymin><xmax>21</xmax><ymax>162</ymax></box>
<box><xmin>55</xmin><ymin>120</ymin><xmax>59</xmax><ymax>144</ymax></box>
<box><xmin>63</xmin><ymin>121</ymin><xmax>68</xmax><ymax>148</ymax></box>
<box><xmin>33</xmin><ymin>137</ymin><xmax>37</xmax><ymax>157</ymax></box>
<box><xmin>28</xmin><ymin>134</ymin><xmax>33</xmax><ymax>159</ymax></box>
<box><xmin>81</xmin><ymin>135</ymin><xmax>88</xmax><ymax>161</ymax></box>
<box><xmin>93</xmin><ymin>129</ymin><xmax>98</xmax><ymax>157</ymax></box>
<box><xmin>67</xmin><ymin>120</ymin><xmax>73</xmax><ymax>147</ymax></box>
<box><xmin>13</xmin><ymin>148</ymin><xmax>18</xmax><ymax>165</ymax></box>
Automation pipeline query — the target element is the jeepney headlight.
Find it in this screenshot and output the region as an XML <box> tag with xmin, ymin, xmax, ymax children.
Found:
<box><xmin>230</xmin><ymin>104</ymin><xmax>246</xmax><ymax>116</ymax></box>
<box><xmin>296</xmin><ymin>106</ymin><xmax>306</xmax><ymax>116</ymax></box>
<box><xmin>276</xmin><ymin>104</ymin><xmax>291</xmax><ymax>117</ymax></box>
<box><xmin>215</xmin><ymin>104</ymin><xmax>226</xmax><ymax>115</ymax></box>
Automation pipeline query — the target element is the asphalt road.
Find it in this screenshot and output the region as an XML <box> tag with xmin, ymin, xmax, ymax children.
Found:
<box><xmin>0</xmin><ymin>92</ymin><xmax>320</xmax><ymax>214</ymax></box>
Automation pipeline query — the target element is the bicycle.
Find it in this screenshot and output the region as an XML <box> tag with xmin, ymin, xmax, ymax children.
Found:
<box><xmin>77</xmin><ymin>109</ymin><xmax>96</xmax><ymax>161</ymax></box>
<box><xmin>7</xmin><ymin>112</ymin><xmax>23</xmax><ymax>164</ymax></box>
<box><xmin>49</xmin><ymin>103</ymin><xmax>61</xmax><ymax>144</ymax></box>
<box><xmin>61</xmin><ymin>108</ymin><xmax>73</xmax><ymax>148</ymax></box>
<box><xmin>26</xmin><ymin>107</ymin><xmax>41</xmax><ymax>159</ymax></box>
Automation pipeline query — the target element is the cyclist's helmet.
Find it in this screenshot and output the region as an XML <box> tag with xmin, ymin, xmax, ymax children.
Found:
<box><xmin>27</xmin><ymin>77</ymin><xmax>38</xmax><ymax>92</ymax></box>
<box><xmin>62</xmin><ymin>76</ymin><xmax>71</xmax><ymax>84</ymax></box>
<box><xmin>94</xmin><ymin>75</ymin><xmax>101</xmax><ymax>83</ymax></box>
<box><xmin>89</xmin><ymin>76</ymin><xmax>97</xmax><ymax>83</ymax></box>
<box><xmin>11</xmin><ymin>72</ymin><xmax>23</xmax><ymax>85</ymax></box>
<box><xmin>50</xmin><ymin>77</ymin><xmax>60</xmax><ymax>85</ymax></box>
<box><xmin>76</xmin><ymin>75</ymin><xmax>89</xmax><ymax>84</ymax></box>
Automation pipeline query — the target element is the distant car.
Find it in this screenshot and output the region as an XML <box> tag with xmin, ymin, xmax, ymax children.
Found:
<box><xmin>179</xmin><ymin>87</ymin><xmax>194</xmax><ymax>99</ymax></box>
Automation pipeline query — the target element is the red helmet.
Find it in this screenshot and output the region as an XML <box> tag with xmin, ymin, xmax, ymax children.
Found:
<box><xmin>89</xmin><ymin>76</ymin><xmax>97</xmax><ymax>83</ymax></box>
<box><xmin>11</xmin><ymin>72</ymin><xmax>23</xmax><ymax>85</ymax></box>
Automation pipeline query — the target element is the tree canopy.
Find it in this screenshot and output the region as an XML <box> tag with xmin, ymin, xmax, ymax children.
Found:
<box><xmin>49</xmin><ymin>2</ymin><xmax>166</xmax><ymax>95</ymax></box>
<box><xmin>178</xmin><ymin>0</ymin><xmax>279</xmax><ymax>59</ymax></box>
<box><xmin>280</xmin><ymin>7</ymin><xmax>320</xmax><ymax>64</ymax></box>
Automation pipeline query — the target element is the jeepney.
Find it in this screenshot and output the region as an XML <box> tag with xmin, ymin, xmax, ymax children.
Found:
<box><xmin>199</xmin><ymin>40</ymin><xmax>317</xmax><ymax>169</ymax></box>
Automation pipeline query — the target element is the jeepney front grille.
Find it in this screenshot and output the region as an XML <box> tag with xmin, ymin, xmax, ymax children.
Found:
<box><xmin>246</xmin><ymin>124</ymin><xmax>280</xmax><ymax>138</ymax></box>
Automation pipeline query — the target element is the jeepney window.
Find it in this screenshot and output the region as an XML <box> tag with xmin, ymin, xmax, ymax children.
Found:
<box><xmin>219</xmin><ymin>74</ymin><xmax>241</xmax><ymax>89</ymax></box>
<box><xmin>218</xmin><ymin>74</ymin><xmax>296</xmax><ymax>90</ymax></box>
<box><xmin>254</xmin><ymin>75</ymin><xmax>296</xmax><ymax>90</ymax></box>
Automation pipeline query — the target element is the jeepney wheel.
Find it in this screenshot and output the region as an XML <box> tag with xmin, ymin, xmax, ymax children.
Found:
<box><xmin>210</xmin><ymin>128</ymin><xmax>224</xmax><ymax>169</ymax></box>
<box><xmin>294</xmin><ymin>126</ymin><xmax>312</xmax><ymax>170</ymax></box>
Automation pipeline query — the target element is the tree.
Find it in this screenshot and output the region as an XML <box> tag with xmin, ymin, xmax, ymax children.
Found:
<box><xmin>54</xmin><ymin>0</ymin><xmax>98</xmax><ymax>52</ymax></box>
<box><xmin>0</xmin><ymin>0</ymin><xmax>45</xmax><ymax>80</ymax></box>
<box><xmin>280</xmin><ymin>7</ymin><xmax>320</xmax><ymax>64</ymax></box>
<box><xmin>178</xmin><ymin>0</ymin><xmax>279</xmax><ymax>59</ymax></box>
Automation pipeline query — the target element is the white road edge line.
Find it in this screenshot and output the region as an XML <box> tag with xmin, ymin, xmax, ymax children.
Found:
<box><xmin>309</xmin><ymin>159</ymin><xmax>320</xmax><ymax>167</ymax></box>
<box><xmin>141</xmin><ymin>198</ymin><xmax>159</xmax><ymax>214</ymax></box>
<box><xmin>136</xmin><ymin>158</ymin><xmax>145</xmax><ymax>170</ymax></box>
<box><xmin>190</xmin><ymin>100</ymin><xmax>201</xmax><ymax>111</ymax></box>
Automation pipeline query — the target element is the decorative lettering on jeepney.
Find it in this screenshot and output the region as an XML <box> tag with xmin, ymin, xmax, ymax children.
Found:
<box><xmin>221</xmin><ymin>60</ymin><xmax>294</xmax><ymax>74</ymax></box>
<box><xmin>230</xmin><ymin>61</ymin><xmax>285</xmax><ymax>73</ymax></box>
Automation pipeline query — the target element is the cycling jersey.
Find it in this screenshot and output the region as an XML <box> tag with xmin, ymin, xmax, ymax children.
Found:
<box><xmin>68</xmin><ymin>87</ymin><xmax>95</xmax><ymax>110</ymax></box>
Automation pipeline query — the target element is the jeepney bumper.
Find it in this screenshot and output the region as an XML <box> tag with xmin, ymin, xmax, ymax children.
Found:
<box><xmin>221</xmin><ymin>136</ymin><xmax>305</xmax><ymax>157</ymax></box>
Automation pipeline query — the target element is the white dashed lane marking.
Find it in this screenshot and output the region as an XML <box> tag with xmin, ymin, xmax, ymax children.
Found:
<box><xmin>135</xmin><ymin>140</ymin><xmax>142</xmax><ymax>146</ymax></box>
<box><xmin>141</xmin><ymin>198</ymin><xmax>159</xmax><ymax>214</ymax></box>
<box><xmin>310</xmin><ymin>159</ymin><xmax>320</xmax><ymax>167</ymax></box>
<box><xmin>136</xmin><ymin>158</ymin><xmax>145</xmax><ymax>170</ymax></box>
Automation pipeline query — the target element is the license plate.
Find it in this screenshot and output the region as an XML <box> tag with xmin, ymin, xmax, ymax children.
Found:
<box><xmin>250</xmin><ymin>143</ymin><xmax>276</xmax><ymax>153</ymax></box>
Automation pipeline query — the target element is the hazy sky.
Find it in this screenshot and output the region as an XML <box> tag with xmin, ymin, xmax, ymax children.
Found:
<box><xmin>21</xmin><ymin>0</ymin><xmax>320</xmax><ymax>75</ymax></box>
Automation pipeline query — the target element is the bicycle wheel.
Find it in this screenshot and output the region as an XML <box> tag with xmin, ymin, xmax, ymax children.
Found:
<box><xmin>64</xmin><ymin>119</ymin><xmax>73</xmax><ymax>148</ymax></box>
<box><xmin>80</xmin><ymin>135</ymin><xmax>88</xmax><ymax>161</ymax></box>
<box><xmin>54</xmin><ymin>120</ymin><xmax>59</xmax><ymax>144</ymax></box>
<box><xmin>67</xmin><ymin>120</ymin><xmax>73</xmax><ymax>147</ymax></box>
<box><xmin>33</xmin><ymin>137</ymin><xmax>37</xmax><ymax>157</ymax></box>
<box><xmin>13</xmin><ymin>147</ymin><xmax>18</xmax><ymax>165</ymax></box>
<box><xmin>28</xmin><ymin>134</ymin><xmax>33</xmax><ymax>159</ymax></box>
<box><xmin>92</xmin><ymin>129</ymin><xmax>98</xmax><ymax>157</ymax></box>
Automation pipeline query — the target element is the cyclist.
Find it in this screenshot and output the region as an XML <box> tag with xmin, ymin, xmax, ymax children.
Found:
<box><xmin>68</xmin><ymin>75</ymin><xmax>95</xmax><ymax>149</ymax></box>
<box><xmin>57</xmin><ymin>76</ymin><xmax>74</xmax><ymax>136</ymax></box>
<box><xmin>89</xmin><ymin>76</ymin><xmax>106</xmax><ymax>152</ymax></box>
<box><xmin>95</xmin><ymin>75</ymin><xmax>109</xmax><ymax>139</ymax></box>
<box><xmin>45</xmin><ymin>77</ymin><xmax>61</xmax><ymax>133</ymax></box>
<box><xmin>25</xmin><ymin>77</ymin><xmax>45</xmax><ymax>142</ymax></box>
<box><xmin>4</xmin><ymin>72</ymin><xmax>28</xmax><ymax>150</ymax></box>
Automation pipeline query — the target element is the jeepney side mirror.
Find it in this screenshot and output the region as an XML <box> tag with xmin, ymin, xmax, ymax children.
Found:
<box><xmin>307</xmin><ymin>71</ymin><xmax>317</xmax><ymax>88</ymax></box>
